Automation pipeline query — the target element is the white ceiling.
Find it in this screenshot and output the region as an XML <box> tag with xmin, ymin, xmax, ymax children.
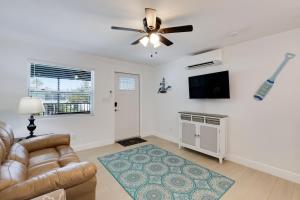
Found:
<box><xmin>0</xmin><ymin>0</ymin><xmax>300</xmax><ymax>65</ymax></box>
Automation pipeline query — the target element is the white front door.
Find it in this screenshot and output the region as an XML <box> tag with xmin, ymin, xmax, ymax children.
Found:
<box><xmin>114</xmin><ymin>72</ymin><xmax>140</xmax><ymax>141</ymax></box>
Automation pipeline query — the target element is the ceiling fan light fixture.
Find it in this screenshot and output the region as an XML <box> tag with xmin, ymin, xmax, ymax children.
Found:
<box><xmin>153</xmin><ymin>42</ymin><xmax>161</xmax><ymax>48</ymax></box>
<box><xmin>111</xmin><ymin>8</ymin><xmax>193</xmax><ymax>47</ymax></box>
<box><xmin>140</xmin><ymin>36</ymin><xmax>149</xmax><ymax>47</ymax></box>
<box><xmin>145</xmin><ymin>8</ymin><xmax>156</xmax><ymax>30</ymax></box>
<box><xmin>150</xmin><ymin>33</ymin><xmax>160</xmax><ymax>46</ymax></box>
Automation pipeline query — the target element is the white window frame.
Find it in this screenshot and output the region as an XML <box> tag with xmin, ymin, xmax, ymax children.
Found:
<box><xmin>27</xmin><ymin>61</ymin><xmax>95</xmax><ymax>117</ymax></box>
<box><xmin>119</xmin><ymin>77</ymin><xmax>136</xmax><ymax>91</ymax></box>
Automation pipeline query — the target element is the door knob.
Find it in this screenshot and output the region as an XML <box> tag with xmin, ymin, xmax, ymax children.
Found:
<box><xmin>114</xmin><ymin>102</ymin><xmax>118</xmax><ymax>112</ymax></box>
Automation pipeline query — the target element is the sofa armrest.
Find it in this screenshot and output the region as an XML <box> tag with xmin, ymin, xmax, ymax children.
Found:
<box><xmin>18</xmin><ymin>134</ymin><xmax>70</xmax><ymax>152</ymax></box>
<box><xmin>0</xmin><ymin>161</ymin><xmax>97</xmax><ymax>200</ymax></box>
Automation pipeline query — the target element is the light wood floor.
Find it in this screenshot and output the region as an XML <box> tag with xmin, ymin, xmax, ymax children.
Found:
<box><xmin>77</xmin><ymin>136</ymin><xmax>300</xmax><ymax>200</ymax></box>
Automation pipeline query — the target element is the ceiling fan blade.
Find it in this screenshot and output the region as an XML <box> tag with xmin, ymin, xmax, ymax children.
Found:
<box><xmin>145</xmin><ymin>8</ymin><xmax>156</xmax><ymax>30</ymax></box>
<box><xmin>111</xmin><ymin>26</ymin><xmax>145</xmax><ymax>33</ymax></box>
<box><xmin>159</xmin><ymin>25</ymin><xmax>193</xmax><ymax>34</ymax></box>
<box><xmin>131</xmin><ymin>36</ymin><xmax>146</xmax><ymax>45</ymax></box>
<box><xmin>159</xmin><ymin>35</ymin><xmax>173</xmax><ymax>46</ymax></box>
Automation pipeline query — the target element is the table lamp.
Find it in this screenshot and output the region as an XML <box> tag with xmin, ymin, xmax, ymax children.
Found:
<box><xmin>18</xmin><ymin>97</ymin><xmax>45</xmax><ymax>138</ymax></box>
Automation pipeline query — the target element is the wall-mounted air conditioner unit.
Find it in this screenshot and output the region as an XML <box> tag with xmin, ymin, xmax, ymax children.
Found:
<box><xmin>186</xmin><ymin>49</ymin><xmax>223</xmax><ymax>70</ymax></box>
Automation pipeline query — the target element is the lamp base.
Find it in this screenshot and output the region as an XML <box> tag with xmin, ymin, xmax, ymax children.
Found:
<box><xmin>27</xmin><ymin>115</ymin><xmax>37</xmax><ymax>138</ymax></box>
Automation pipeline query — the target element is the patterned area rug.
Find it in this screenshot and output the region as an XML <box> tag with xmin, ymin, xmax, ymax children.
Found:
<box><xmin>98</xmin><ymin>144</ymin><xmax>234</xmax><ymax>200</ymax></box>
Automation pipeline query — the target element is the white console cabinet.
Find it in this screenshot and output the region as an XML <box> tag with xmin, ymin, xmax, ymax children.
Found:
<box><xmin>178</xmin><ymin>111</ymin><xmax>228</xmax><ymax>164</ymax></box>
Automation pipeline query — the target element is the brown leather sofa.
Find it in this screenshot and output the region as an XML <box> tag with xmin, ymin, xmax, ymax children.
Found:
<box><xmin>0</xmin><ymin>121</ymin><xmax>97</xmax><ymax>200</ymax></box>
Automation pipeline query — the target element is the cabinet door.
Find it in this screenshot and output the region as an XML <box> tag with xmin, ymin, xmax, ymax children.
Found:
<box><xmin>181</xmin><ymin>122</ymin><xmax>197</xmax><ymax>147</ymax></box>
<box><xmin>199</xmin><ymin>125</ymin><xmax>218</xmax><ymax>153</ymax></box>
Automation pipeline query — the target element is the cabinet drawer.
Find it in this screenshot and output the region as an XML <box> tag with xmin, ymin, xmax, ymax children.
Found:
<box><xmin>181</xmin><ymin>114</ymin><xmax>191</xmax><ymax>121</ymax></box>
<box><xmin>205</xmin><ymin>117</ymin><xmax>220</xmax><ymax>125</ymax></box>
<box><xmin>192</xmin><ymin>116</ymin><xmax>204</xmax><ymax>123</ymax></box>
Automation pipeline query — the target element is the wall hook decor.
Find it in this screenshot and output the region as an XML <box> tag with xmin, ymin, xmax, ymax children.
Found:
<box><xmin>158</xmin><ymin>77</ymin><xmax>171</xmax><ymax>93</ymax></box>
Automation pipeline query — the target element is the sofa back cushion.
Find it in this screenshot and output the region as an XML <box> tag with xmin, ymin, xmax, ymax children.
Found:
<box><xmin>19</xmin><ymin>134</ymin><xmax>70</xmax><ymax>153</ymax></box>
<box><xmin>7</xmin><ymin>143</ymin><xmax>29</xmax><ymax>166</ymax></box>
<box><xmin>0</xmin><ymin>121</ymin><xmax>14</xmax><ymax>155</ymax></box>
<box><xmin>0</xmin><ymin>160</ymin><xmax>26</xmax><ymax>191</ymax></box>
<box><xmin>0</xmin><ymin>139</ymin><xmax>6</xmax><ymax>164</ymax></box>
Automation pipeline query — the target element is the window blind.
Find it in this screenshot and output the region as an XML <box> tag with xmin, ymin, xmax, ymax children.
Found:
<box><xmin>29</xmin><ymin>63</ymin><xmax>94</xmax><ymax>115</ymax></box>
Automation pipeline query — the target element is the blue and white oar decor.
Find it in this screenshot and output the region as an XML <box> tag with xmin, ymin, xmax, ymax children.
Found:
<box><xmin>254</xmin><ymin>53</ymin><xmax>296</xmax><ymax>101</ymax></box>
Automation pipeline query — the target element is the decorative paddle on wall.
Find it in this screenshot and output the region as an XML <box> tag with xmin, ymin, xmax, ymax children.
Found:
<box><xmin>254</xmin><ymin>53</ymin><xmax>296</xmax><ymax>101</ymax></box>
<box><xmin>111</xmin><ymin>8</ymin><xmax>193</xmax><ymax>48</ymax></box>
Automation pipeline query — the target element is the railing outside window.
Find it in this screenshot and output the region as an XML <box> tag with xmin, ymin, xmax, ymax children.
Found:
<box><xmin>29</xmin><ymin>63</ymin><xmax>94</xmax><ymax>116</ymax></box>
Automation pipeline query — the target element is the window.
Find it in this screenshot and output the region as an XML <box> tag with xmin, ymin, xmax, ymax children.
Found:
<box><xmin>29</xmin><ymin>63</ymin><xmax>94</xmax><ymax>115</ymax></box>
<box><xmin>119</xmin><ymin>77</ymin><xmax>135</xmax><ymax>90</ymax></box>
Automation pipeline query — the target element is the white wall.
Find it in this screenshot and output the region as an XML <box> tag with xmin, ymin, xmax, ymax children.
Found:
<box><xmin>154</xmin><ymin>28</ymin><xmax>300</xmax><ymax>183</ymax></box>
<box><xmin>1</xmin><ymin>27</ymin><xmax>299</xmax><ymax>184</ymax></box>
<box><xmin>0</xmin><ymin>38</ymin><xmax>156</xmax><ymax>150</ymax></box>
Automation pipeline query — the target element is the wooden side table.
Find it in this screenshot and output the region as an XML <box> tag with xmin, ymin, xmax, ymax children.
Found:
<box><xmin>14</xmin><ymin>133</ymin><xmax>54</xmax><ymax>143</ymax></box>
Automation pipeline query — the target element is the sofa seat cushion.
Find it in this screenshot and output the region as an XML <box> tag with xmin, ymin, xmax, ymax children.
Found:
<box><xmin>7</xmin><ymin>143</ymin><xmax>29</xmax><ymax>166</ymax></box>
<box><xmin>59</xmin><ymin>155</ymin><xmax>80</xmax><ymax>167</ymax></box>
<box><xmin>56</xmin><ymin>145</ymin><xmax>74</xmax><ymax>156</ymax></box>
<box><xmin>29</xmin><ymin>148</ymin><xmax>59</xmax><ymax>168</ymax></box>
<box><xmin>56</xmin><ymin>145</ymin><xmax>80</xmax><ymax>166</ymax></box>
<box><xmin>0</xmin><ymin>160</ymin><xmax>26</xmax><ymax>190</ymax></box>
<box><xmin>28</xmin><ymin>161</ymin><xmax>60</xmax><ymax>178</ymax></box>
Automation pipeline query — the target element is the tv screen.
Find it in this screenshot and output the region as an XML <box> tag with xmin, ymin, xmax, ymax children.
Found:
<box><xmin>189</xmin><ymin>71</ymin><xmax>230</xmax><ymax>99</ymax></box>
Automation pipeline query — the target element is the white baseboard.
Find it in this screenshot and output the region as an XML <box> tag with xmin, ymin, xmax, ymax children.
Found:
<box><xmin>152</xmin><ymin>132</ymin><xmax>178</xmax><ymax>144</ymax></box>
<box><xmin>154</xmin><ymin>133</ymin><xmax>300</xmax><ymax>184</ymax></box>
<box><xmin>226</xmin><ymin>154</ymin><xmax>300</xmax><ymax>184</ymax></box>
<box><xmin>72</xmin><ymin>139</ymin><xmax>114</xmax><ymax>152</ymax></box>
<box><xmin>72</xmin><ymin>132</ymin><xmax>155</xmax><ymax>152</ymax></box>
<box><xmin>154</xmin><ymin>133</ymin><xmax>179</xmax><ymax>144</ymax></box>
<box><xmin>140</xmin><ymin>132</ymin><xmax>155</xmax><ymax>138</ymax></box>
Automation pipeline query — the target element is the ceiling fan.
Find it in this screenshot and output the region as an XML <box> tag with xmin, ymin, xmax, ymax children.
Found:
<box><xmin>111</xmin><ymin>8</ymin><xmax>193</xmax><ymax>48</ymax></box>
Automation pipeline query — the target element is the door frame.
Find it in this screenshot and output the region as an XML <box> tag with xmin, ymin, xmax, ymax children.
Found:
<box><xmin>114</xmin><ymin>71</ymin><xmax>141</xmax><ymax>142</ymax></box>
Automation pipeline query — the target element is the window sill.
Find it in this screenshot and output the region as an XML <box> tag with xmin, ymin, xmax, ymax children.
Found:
<box><xmin>36</xmin><ymin>112</ymin><xmax>95</xmax><ymax>119</ymax></box>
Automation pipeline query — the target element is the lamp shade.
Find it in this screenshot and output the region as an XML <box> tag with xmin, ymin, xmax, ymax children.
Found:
<box><xmin>18</xmin><ymin>97</ymin><xmax>45</xmax><ymax>114</ymax></box>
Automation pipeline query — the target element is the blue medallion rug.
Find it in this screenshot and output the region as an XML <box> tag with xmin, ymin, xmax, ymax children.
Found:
<box><xmin>98</xmin><ymin>144</ymin><xmax>234</xmax><ymax>200</ymax></box>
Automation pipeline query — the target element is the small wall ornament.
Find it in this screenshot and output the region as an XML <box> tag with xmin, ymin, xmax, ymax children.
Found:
<box><xmin>158</xmin><ymin>77</ymin><xmax>171</xmax><ymax>93</ymax></box>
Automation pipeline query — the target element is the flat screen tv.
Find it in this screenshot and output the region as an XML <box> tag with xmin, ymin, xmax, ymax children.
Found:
<box><xmin>189</xmin><ymin>71</ymin><xmax>230</xmax><ymax>99</ymax></box>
